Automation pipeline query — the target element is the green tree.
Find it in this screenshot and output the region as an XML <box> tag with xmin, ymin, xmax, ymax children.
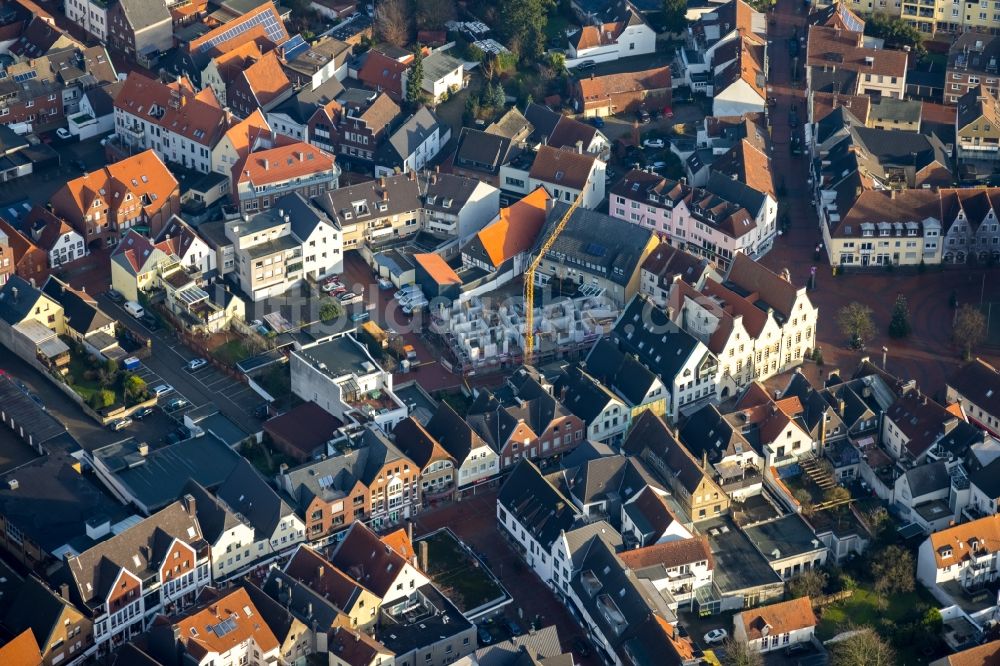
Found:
<box><xmin>828</xmin><ymin>627</ymin><xmax>895</xmax><ymax>666</ymax></box>
<box><xmin>824</xmin><ymin>486</ymin><xmax>851</xmax><ymax>505</ymax></box>
<box><xmin>719</xmin><ymin>638</ymin><xmax>762</xmax><ymax>666</ymax></box>
<box><xmin>89</xmin><ymin>388</ymin><xmax>115</xmax><ymax>410</ymax></box>
<box><xmin>319</xmin><ymin>299</ymin><xmax>343</xmax><ymax>322</ymax></box>
<box><xmin>954</xmin><ymin>303</ymin><xmax>987</xmax><ymax>360</ymax></box>
<box><xmin>104</xmin><ymin>358</ymin><xmax>119</xmax><ymax>375</ymax></box>
<box><xmin>406</xmin><ymin>52</ymin><xmax>425</xmax><ymax>105</ymax></box>
<box><xmin>888</xmin><ymin>294</ymin><xmax>912</xmax><ymax>338</ymax></box>
<box><xmin>837</xmin><ymin>302</ymin><xmax>876</xmax><ymax>350</ymax></box>
<box><xmin>865</xmin><ymin>14</ymin><xmax>925</xmax><ymax>57</ymax></box>
<box><xmin>788</xmin><ymin>569</ymin><xmax>828</xmax><ymax>601</ymax></box>
<box><xmin>123</xmin><ymin>374</ymin><xmax>147</xmax><ymax>402</ymax></box>
<box><xmin>871</xmin><ymin>545</ymin><xmax>915</xmax><ymax>609</ymax></box>
<box><xmin>490</xmin><ymin>81</ymin><xmax>507</xmax><ymax>108</ymax></box>
<box><xmin>547</xmin><ymin>51</ymin><xmax>567</xmax><ymax>75</ymax></box>
<box><xmin>922</xmin><ymin>608</ymin><xmax>943</xmax><ymax>633</ymax></box>
<box><xmin>662</xmin><ymin>0</ymin><xmax>687</xmax><ymax>34</ymax></box>
<box><xmin>495</xmin><ymin>0</ymin><xmax>554</xmax><ymax>59</ymax></box>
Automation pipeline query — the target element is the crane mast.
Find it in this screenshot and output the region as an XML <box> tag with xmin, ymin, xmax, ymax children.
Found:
<box><xmin>523</xmin><ymin>194</ymin><xmax>584</xmax><ymax>364</ymax></box>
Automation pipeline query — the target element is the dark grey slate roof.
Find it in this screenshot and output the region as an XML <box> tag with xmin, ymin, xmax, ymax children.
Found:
<box><xmin>902</xmin><ymin>460</ymin><xmax>950</xmax><ymax>498</ymax></box>
<box><xmin>215</xmin><ymin>458</ymin><xmax>295</xmax><ymax>538</ymax></box>
<box><xmin>585</xmin><ymin>338</ymin><xmax>657</xmax><ymax>407</ymax></box>
<box><xmin>971</xmin><ymin>457</ymin><xmax>1000</xmax><ymax>499</ymax></box>
<box><xmin>498</xmin><ymin>460</ymin><xmax>582</xmax><ymax>550</ymax></box>
<box><xmin>610</xmin><ymin>294</ymin><xmax>706</xmax><ymax>386</ymax></box>
<box><xmin>554</xmin><ymin>363</ymin><xmax>619</xmax><ymax>424</ymax></box>
<box><xmin>42</xmin><ymin>276</ymin><xmax>113</xmax><ymax>337</ymax></box>
<box><xmin>181</xmin><ymin>479</ymin><xmax>240</xmax><ymax>544</ymax></box>
<box><xmin>0</xmin><ymin>275</ymin><xmax>44</xmax><ymax>326</ymax></box>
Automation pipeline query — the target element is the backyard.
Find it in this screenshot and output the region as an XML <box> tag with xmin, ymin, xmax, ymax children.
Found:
<box><xmin>212</xmin><ymin>338</ymin><xmax>254</xmax><ymax>366</ymax></box>
<box><xmin>417</xmin><ymin>528</ymin><xmax>509</xmax><ymax>613</ymax></box>
<box><xmin>63</xmin><ymin>338</ymin><xmax>148</xmax><ymax>410</ymax></box>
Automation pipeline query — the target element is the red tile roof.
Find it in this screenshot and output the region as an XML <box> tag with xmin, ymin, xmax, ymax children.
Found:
<box><xmin>115</xmin><ymin>73</ymin><xmax>228</xmax><ymax>147</ymax></box>
<box><xmin>528</xmin><ymin>145</ymin><xmax>599</xmax><ymax>191</ymax></box>
<box><xmin>240</xmin><ymin>50</ymin><xmax>293</xmax><ymax>107</ymax></box>
<box><xmin>618</xmin><ymin>536</ymin><xmax>714</xmax><ymax>571</ymax></box>
<box><xmin>188</xmin><ymin>1</ymin><xmax>289</xmax><ymax>57</ymax></box>
<box><xmin>472</xmin><ymin>186</ymin><xmax>549</xmax><ymax>268</ymax></box>
<box><xmin>414</xmin><ymin>253</ymin><xmax>461</xmax><ymax>286</ymax></box>
<box><xmin>358</xmin><ymin>50</ymin><xmax>412</xmax><ymax>100</ymax></box>
<box><xmin>807</xmin><ymin>25</ymin><xmax>907</xmax><ymax>78</ymax></box>
<box><xmin>0</xmin><ymin>629</ymin><xmax>41</xmax><ymax>666</ymax></box>
<box><xmin>175</xmin><ymin>588</ymin><xmax>279</xmax><ymax>660</ymax></box>
<box><xmin>577</xmin><ymin>66</ymin><xmax>671</xmax><ymax>110</ymax></box>
<box><xmin>234</xmin><ymin>142</ymin><xmax>336</xmax><ymax>188</ymax></box>
<box><xmin>739</xmin><ymin>597</ymin><xmax>816</xmax><ymax>640</ymax></box>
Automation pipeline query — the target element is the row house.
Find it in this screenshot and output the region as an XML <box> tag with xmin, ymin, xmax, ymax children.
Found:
<box><xmin>391</xmin><ymin>416</ymin><xmax>458</xmax><ymax>503</ymax></box>
<box><xmin>3</xmin><ymin>573</ymin><xmax>94</xmax><ymax>666</ymax></box>
<box><xmin>202</xmin><ymin>45</ymin><xmax>293</xmax><ymax>117</ymax></box>
<box><xmin>639</xmin><ymin>243</ymin><xmax>716</xmax><ymax>307</ymax></box>
<box><xmin>711</xmin><ymin>32</ymin><xmax>767</xmax><ymax>118</ymax></box>
<box><xmin>679</xmin><ymin>0</ymin><xmax>766</xmax><ymax>93</ymax></box>
<box><xmin>554</xmin><ymin>362</ymin><xmax>631</xmax><ymax>445</ymax></box>
<box><xmin>374</xmin><ymin>106</ymin><xmax>450</xmax><ymax>177</ymax></box>
<box><xmin>0</xmin><ymin>226</ymin><xmax>12</xmax><ymax>285</ymax></box>
<box><xmin>523</xmin><ymin>103</ymin><xmax>611</xmax><ymax>160</ymax></box>
<box><xmin>106</xmin><ymin>0</ymin><xmax>172</xmax><ymax>63</ymax></box>
<box><xmin>945</xmin><ymin>33</ymin><xmax>1000</xmax><ymax>104</ymax></box>
<box><xmin>946</xmin><ymin>358</ymin><xmax>1000</xmax><ymax>437</ymax></box>
<box><xmin>312</xmin><ymin>170</ymin><xmax>499</xmax><ymax>249</ymax></box>
<box><xmin>956</xmin><ymin>85</ymin><xmax>1000</xmax><ymax>164</ymax></box>
<box><xmin>17</xmin><ymin>207</ymin><xmax>86</xmax><ymax>269</ymax></box>
<box><xmin>279</xmin><ymin>35</ymin><xmax>351</xmax><ymax>90</ymax></box>
<box><xmin>732</xmin><ymin>383</ymin><xmax>819</xmax><ymax>470</ymax></box>
<box><xmin>466</xmin><ymin>366</ymin><xmax>587</xmax><ymax>471</ymax></box>
<box><xmin>680</xmin><ymin>403</ymin><xmax>765</xmax><ymax>500</ymax></box>
<box><xmin>500</xmin><ymin>144</ymin><xmax>606</xmax><ymax>210</ymax></box>
<box><xmin>49</xmin><ymin>149</ymin><xmax>179</xmax><ymax>250</ymax></box>
<box><xmin>210</xmin><ymin>109</ymin><xmax>274</xmax><ymax>178</ymax></box>
<box><xmin>113</xmin><ymin>74</ymin><xmax>229</xmax><ymax>174</ymax></box>
<box><xmin>565</xmin><ymin>0</ymin><xmax>656</xmax><ymax>66</ymax></box>
<box><xmin>574</xmin><ymin>66</ymin><xmax>671</xmax><ymax>119</ymax></box>
<box><xmin>733</xmin><ymin>597</ymin><xmax>817</xmax><ymax>654</ymax></box>
<box><xmin>882</xmin><ymin>389</ymin><xmax>981</xmax><ymax>465</ymax></box>
<box><xmin>186</xmin><ymin>3</ymin><xmax>289</xmax><ymax>60</ymax></box>
<box><xmin>917</xmin><ymin>513</ymin><xmax>1000</xmax><ymax>603</ymax></box>
<box><xmin>307</xmin><ymin>89</ymin><xmax>400</xmax><ymax>173</ymax></box>
<box><xmin>940</xmin><ymin>187</ymin><xmax>1000</xmax><ymax>264</ymax></box>
<box><xmin>459</xmin><ymin>185</ymin><xmax>549</xmax><ymax>287</ymax></box>
<box><xmin>278</xmin><ymin>429</ymin><xmax>420</xmax><ymax>536</ymax></box>
<box><xmin>58</xmin><ymin>498</ymin><xmax>211</xmax><ymax>656</ymax></box>
<box><xmin>668</xmin><ymin>252</ymin><xmax>817</xmax><ymax>396</ymax></box>
<box><xmin>231</xmin><ymin>142</ymin><xmax>340</xmax><ymax>214</ymax></box>
<box><xmin>225</xmin><ymin>192</ymin><xmax>342</xmax><ymax>301</ymax></box>
<box><xmin>424</xmin><ymin>402</ymin><xmax>501</xmax><ymax>498</ymax></box>
<box><xmin>283</xmin><ymin>545</ymin><xmax>381</xmax><ymax>630</ymax></box>
<box><xmin>618</xmin><ymin>537</ymin><xmax>715</xmax><ymax>612</ymax></box>
<box><xmin>806</xmin><ymin>25</ymin><xmax>908</xmax><ymax>100</ymax></box>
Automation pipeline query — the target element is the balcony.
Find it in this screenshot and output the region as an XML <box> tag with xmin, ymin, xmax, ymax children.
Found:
<box><xmin>120</xmin><ymin>124</ymin><xmax>145</xmax><ymax>145</ymax></box>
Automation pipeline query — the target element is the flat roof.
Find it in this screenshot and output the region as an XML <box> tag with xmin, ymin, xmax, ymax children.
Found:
<box><xmin>378</xmin><ymin>583</ymin><xmax>473</xmax><ymax>656</ymax></box>
<box><xmin>743</xmin><ymin>514</ymin><xmax>826</xmax><ymax>562</ymax></box>
<box><xmin>295</xmin><ymin>335</ymin><xmax>379</xmax><ymax>380</ymax></box>
<box><xmin>701</xmin><ymin>517</ymin><xmax>782</xmax><ymax>593</ymax></box>
<box><xmin>394</xmin><ymin>383</ymin><xmax>436</xmax><ymax>425</ymax></box>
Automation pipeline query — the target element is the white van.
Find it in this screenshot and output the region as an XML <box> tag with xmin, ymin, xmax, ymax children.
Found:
<box><xmin>124</xmin><ymin>301</ymin><xmax>145</xmax><ymax>318</ymax></box>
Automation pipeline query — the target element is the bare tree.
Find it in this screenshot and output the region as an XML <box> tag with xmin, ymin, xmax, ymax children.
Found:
<box><xmin>829</xmin><ymin>628</ymin><xmax>895</xmax><ymax>666</ymax></box>
<box><xmin>719</xmin><ymin>638</ymin><xmax>762</xmax><ymax>666</ymax></box>
<box><xmin>788</xmin><ymin>569</ymin><xmax>828</xmax><ymax>601</ymax></box>
<box><xmin>374</xmin><ymin>0</ymin><xmax>412</xmax><ymax>47</ymax></box>
<box><xmin>414</xmin><ymin>0</ymin><xmax>455</xmax><ymax>31</ymax></box>
<box><xmin>954</xmin><ymin>303</ymin><xmax>987</xmax><ymax>360</ymax></box>
<box><xmin>870</xmin><ymin>545</ymin><xmax>914</xmax><ymax>609</ymax></box>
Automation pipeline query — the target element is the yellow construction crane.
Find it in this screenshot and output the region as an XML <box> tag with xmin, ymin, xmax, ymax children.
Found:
<box><xmin>523</xmin><ymin>194</ymin><xmax>584</xmax><ymax>363</ymax></box>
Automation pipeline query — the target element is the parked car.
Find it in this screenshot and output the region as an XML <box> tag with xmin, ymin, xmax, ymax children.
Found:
<box><xmin>152</xmin><ymin>384</ymin><xmax>174</xmax><ymax>397</ymax></box>
<box><xmin>140</xmin><ymin>313</ymin><xmax>159</xmax><ymax>330</ymax></box>
<box><xmin>164</xmin><ymin>397</ymin><xmax>187</xmax><ymax>411</ymax></box>
<box><xmin>637</xmin><ymin>109</ymin><xmax>651</xmax><ymax>124</ymax></box>
<box><xmin>350</xmin><ymin>311</ymin><xmax>370</xmax><ymax>322</ymax></box>
<box><xmin>337</xmin><ymin>291</ymin><xmax>360</xmax><ymax>303</ymax></box>
<box><xmin>703</xmin><ymin>629</ymin><xmax>728</xmax><ymax>645</ymax></box>
<box><xmin>651</xmin><ymin>160</ymin><xmax>667</xmax><ymax>169</ymax></box>
<box><xmin>643</xmin><ymin>138</ymin><xmax>665</xmax><ymax>149</ymax></box>
<box><xmin>106</xmin><ymin>289</ymin><xmax>124</xmax><ymax>303</ymax></box>
<box><xmin>571</xmin><ymin>637</ymin><xmax>592</xmax><ymax>657</ymax></box>
<box><xmin>186</xmin><ymin>358</ymin><xmax>207</xmax><ymax>371</ymax></box>
<box><xmin>321</xmin><ymin>281</ymin><xmax>342</xmax><ymax>293</ymax></box>
<box><xmin>503</xmin><ymin>618</ymin><xmax>523</xmax><ymax>637</ymax></box>
<box><xmin>56</xmin><ymin>128</ymin><xmax>72</xmax><ymax>140</ymax></box>
<box><xmin>109</xmin><ymin>417</ymin><xmax>132</xmax><ymax>431</ymax></box>
<box><xmin>477</xmin><ymin>626</ymin><xmax>493</xmax><ymax>646</ymax></box>
<box><xmin>576</xmin><ymin>59</ymin><xmax>596</xmax><ymax>71</ymax></box>
<box><xmin>377</xmin><ymin>278</ymin><xmax>394</xmax><ymax>290</ymax></box>
<box><xmin>591</xmin><ymin>116</ymin><xmax>605</xmax><ymax>128</ymax></box>
<box><xmin>132</xmin><ymin>406</ymin><xmax>154</xmax><ymax>420</ymax></box>
<box><xmin>252</xmin><ymin>403</ymin><xmax>269</xmax><ymax>419</ymax></box>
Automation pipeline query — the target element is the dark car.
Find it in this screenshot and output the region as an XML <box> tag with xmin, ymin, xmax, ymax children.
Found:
<box><xmin>140</xmin><ymin>313</ymin><xmax>159</xmax><ymax>330</ymax></box>
<box><xmin>591</xmin><ymin>116</ymin><xmax>605</xmax><ymax>128</ymax></box>
<box><xmin>106</xmin><ymin>289</ymin><xmax>124</xmax><ymax>303</ymax></box>
<box><xmin>788</xmin><ymin>36</ymin><xmax>800</xmax><ymax>57</ymax></box>
<box><xmin>477</xmin><ymin>626</ymin><xmax>493</xmax><ymax>645</ymax></box>
<box><xmin>132</xmin><ymin>406</ymin><xmax>154</xmax><ymax>420</ymax></box>
<box><xmin>572</xmin><ymin>636</ymin><xmax>592</xmax><ymax>657</ymax></box>
<box><xmin>637</xmin><ymin>109</ymin><xmax>651</xmax><ymax>124</ymax></box>
<box><xmin>503</xmin><ymin>618</ymin><xmax>523</xmax><ymax>636</ymax></box>
<box><xmin>576</xmin><ymin>59</ymin><xmax>597</xmax><ymax>71</ymax></box>
<box><xmin>252</xmin><ymin>403</ymin><xmax>270</xmax><ymax>419</ymax></box>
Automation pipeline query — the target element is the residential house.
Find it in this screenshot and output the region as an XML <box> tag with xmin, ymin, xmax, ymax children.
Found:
<box><xmin>65</xmin><ymin>0</ymin><xmax>110</xmax><ymax>42</ymax></box>
<box><xmin>211</xmin><ymin>109</ymin><xmax>274</xmax><ymax>176</ymax></box>
<box><xmin>806</xmin><ymin>25</ymin><xmax>908</xmax><ymax>99</ymax></box>
<box><xmin>263</xmin><ymin>400</ymin><xmax>347</xmax><ymax>462</ymax></box>
<box><xmin>309</xmin><ymin>89</ymin><xmax>400</xmax><ymax>173</ymax></box>
<box><xmin>575</xmin><ymin>67</ymin><xmax>671</xmax><ymax>119</ymax></box>
<box><xmin>420</xmin><ymin>51</ymin><xmax>464</xmax><ymax>102</ymax></box>
<box><xmin>638</xmin><ymin>244</ymin><xmax>716</xmax><ymax>307</ymax></box>
<box><xmin>743</xmin><ymin>514</ymin><xmax>829</xmax><ymax>580</ymax></box>
<box><xmin>106</xmin><ymin>0</ymin><xmax>172</xmax><ymax>62</ymax></box>
<box><xmin>424</xmin><ymin>402</ymin><xmax>500</xmax><ymax>498</ymax></box>
<box><xmin>329</xmin><ymin>522</ymin><xmax>430</xmax><ymax>606</ymax></box>
<box><xmin>242</xmin><ymin>581</ymin><xmax>316</xmax><ymax>664</ymax></box>
<box><xmin>554</xmin><ymin>363</ymin><xmax>631</xmax><ymax>445</ymax></box>
<box><xmin>0</xmin><ymin>127</ymin><xmax>35</xmax><ymax>184</ymax></box>
<box><xmin>3</xmin><ymin>574</ymin><xmax>92</xmax><ymax>666</ymax></box>
<box><xmin>223</xmin><ymin>50</ymin><xmax>294</xmax><ymax>119</ymax></box>
<box><xmin>679</xmin><ymin>403</ymin><xmax>764</xmax><ymax>499</ymax></box>
<box><xmin>232</xmin><ymin>142</ymin><xmax>340</xmax><ymax>214</ymax></box>
<box><xmin>40</xmin><ymin>275</ymin><xmax>116</xmax><ymax>355</ymax></box>
<box><xmin>0</xmin><ymin>629</ymin><xmax>41</xmax><ymax>665</ymax></box>
<box><xmin>621</xmin><ymin>486</ymin><xmax>693</xmax><ymax>547</ymax></box>
<box><xmin>667</xmin><ymin>252</ymin><xmax>818</xmax><ymax>396</ymax></box>
<box><xmin>181</xmin><ymin>481</ymin><xmax>255</xmax><ymax>582</ymax></box>
<box><xmin>947</xmin><ymin>358</ymin><xmax>1000</xmax><ymax>437</ymax></box>
<box><xmin>733</xmin><ymin>597</ymin><xmax>817</xmax><ymax>653</ymax></box>
<box><xmin>392</xmin><ymin>416</ymin><xmax>457</xmax><ymax>504</ymax></box>
<box><xmin>554</xmin><ymin>453</ymin><xmax>661</xmax><ymax>528</ymax></box>
<box><xmin>894</xmin><ymin>461</ymin><xmax>963</xmax><ymax>533</ymax></box>
<box><xmin>225</xmin><ymin>191</ymin><xmax>342</xmax><ymax>300</ymax></box>
<box><xmin>328</xmin><ymin>626</ymin><xmax>394</xmax><ymax>666</ymax></box>
<box><xmin>312</xmin><ymin>170</ymin><xmax>499</xmax><ymax>248</ymax></box>
<box><xmin>451</xmin><ymin>128</ymin><xmax>521</xmax><ymax>188</ymax></box>
<box><xmin>523</xmin><ymin>102</ymin><xmax>611</xmax><ymax>159</ymax></box>
<box><xmin>679</xmin><ymin>0</ymin><xmax>766</xmax><ymax>93</ymax></box>
<box><xmin>282</xmin><ymin>545</ymin><xmax>381</xmax><ymax>630</ymax></box>
<box><xmin>374</xmin><ymin>106</ymin><xmax>450</xmax><ymax>177</ymax></box>
<box><xmin>532</xmin><ymin>205</ymin><xmax>658</xmax><ymax>306</ymax></box>
<box><xmin>186</xmin><ymin>3</ymin><xmax>289</xmax><ymax>59</ymax></box>
<box><xmin>623</xmin><ymin>411</ymin><xmax>730</xmax><ymax>522</ymax></box>
<box><xmin>147</xmin><ymin>587</ymin><xmax>280</xmax><ymax>666</ymax></box>
<box><xmin>868</xmin><ymin>96</ymin><xmax>922</xmax><ymax>131</ymax></box>
<box><xmin>357</xmin><ymin>50</ymin><xmax>411</xmax><ymax>102</ymax></box>
<box><xmin>497</xmin><ymin>459</ymin><xmax>585</xmax><ymax>586</ymax></box>
<box><xmin>731</xmin><ymin>383</ymin><xmax>819</xmax><ymax>470</ymax></box>
<box><xmin>279</xmin><ymin>35</ymin><xmax>351</xmax><ymax>90</ymax></box>
<box><xmin>260</xmin><ymin>568</ymin><xmax>341</xmax><ymax>648</ymax></box>
<box><xmin>466</xmin><ymin>366</ymin><xmax>587</xmax><ymax>471</ymax></box>
<box><xmin>289</xmin><ymin>335</ymin><xmax>407</xmax><ymax>432</ymax></box>
<box><xmin>930</xmin><ymin>641</ymin><xmax>1000</xmax><ymax>666</ymax></box>
<box><xmin>585</xmin><ymin>338</ymin><xmax>668</xmax><ymax>420</ymax></box>
<box><xmin>0</xmin><ymin>274</ymin><xmax>68</xmax><ymax>366</ymax></box>
<box><xmin>618</xmin><ymin>537</ymin><xmax>714</xmax><ymax>612</ymax></box>
<box><xmin>882</xmin><ymin>389</ymin><xmax>981</xmax><ymax>464</ymax></box>
<box><xmin>945</xmin><ymin>32</ymin><xmax>1000</xmax><ymax>104</ymax></box>
<box><xmin>113</xmin><ymin>74</ymin><xmax>229</xmax><ymax>174</ymax></box>
<box><xmin>500</xmin><ymin>144</ymin><xmax>606</xmax><ymax>209</ymax></box>
<box><xmin>57</xmin><ymin>498</ymin><xmax>211</xmax><ymax>657</ymax></box>
<box><xmin>566</xmin><ymin>0</ymin><xmax>656</xmax><ymax>65</ymax></box>
<box><xmin>956</xmin><ymin>85</ymin><xmax>1000</xmax><ymax>165</ymax></box>
<box><xmin>154</xmin><ymin>216</ymin><xmax>215</xmax><ymax>276</ymax></box>
<box><xmin>459</xmin><ymin>186</ymin><xmax>549</xmax><ymax>285</ymax></box>
<box><xmin>108</xmin><ymin>230</ymin><xmax>172</xmax><ymax>302</ymax></box>
<box><xmin>712</xmin><ymin>33</ymin><xmax>767</xmax><ymax>118</ymax></box>
<box><xmin>917</xmin><ymin>513</ymin><xmax>1000</xmax><ymax>600</ymax></box>
<box><xmin>20</xmin><ymin>207</ymin><xmax>86</xmax><ymax>268</ymax></box>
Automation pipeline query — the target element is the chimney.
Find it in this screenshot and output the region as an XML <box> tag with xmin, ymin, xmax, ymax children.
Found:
<box><xmin>419</xmin><ymin>540</ymin><xmax>429</xmax><ymax>572</ymax></box>
<box><xmin>382</xmin><ymin>191</ymin><xmax>389</xmax><ymax>202</ymax></box>
<box><xmin>317</xmin><ymin>565</ymin><xmax>325</xmax><ymax>579</ymax></box>
<box><xmin>10</xmin><ymin>287</ymin><xmax>17</xmax><ymax>302</ymax></box>
<box><xmin>408</xmin><ymin>521</ymin><xmax>415</xmax><ymax>566</ymax></box>
<box><xmin>575</xmin><ymin>139</ymin><xmax>583</xmax><ymax>154</ymax></box>
<box><xmin>182</xmin><ymin>493</ymin><xmax>197</xmax><ymax>517</ymax></box>
<box><xmin>702</xmin><ymin>450</ymin><xmax>708</xmax><ymax>471</ymax></box>
<box><xmin>379</xmin><ymin>176</ymin><xmax>386</xmax><ymax>188</ymax></box>
<box><xmin>59</xmin><ymin>583</ymin><xmax>69</xmax><ymax>600</ymax></box>
<box><xmin>307</xmin><ymin>602</ymin><xmax>313</xmax><ymax>616</ymax></box>
<box><xmin>138</xmin><ymin>442</ymin><xmax>149</xmax><ymax>456</ymax></box>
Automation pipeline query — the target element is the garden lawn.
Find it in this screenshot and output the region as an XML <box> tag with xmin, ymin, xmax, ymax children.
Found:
<box><xmin>817</xmin><ymin>588</ymin><xmax>925</xmax><ymax>638</ymax></box>
<box><xmin>212</xmin><ymin>339</ymin><xmax>252</xmax><ymax>366</ymax></box>
<box><xmin>64</xmin><ymin>345</ymin><xmax>125</xmax><ymax>405</ymax></box>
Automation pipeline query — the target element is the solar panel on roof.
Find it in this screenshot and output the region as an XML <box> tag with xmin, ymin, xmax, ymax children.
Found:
<box><xmin>196</xmin><ymin>9</ymin><xmax>285</xmax><ymax>54</ymax></box>
<box><xmin>585</xmin><ymin>243</ymin><xmax>607</xmax><ymax>257</ymax></box>
<box><xmin>212</xmin><ymin>617</ymin><xmax>238</xmax><ymax>636</ymax></box>
<box><xmin>13</xmin><ymin>70</ymin><xmax>37</xmax><ymax>83</ymax></box>
<box><xmin>283</xmin><ymin>33</ymin><xmax>310</xmax><ymax>61</ymax></box>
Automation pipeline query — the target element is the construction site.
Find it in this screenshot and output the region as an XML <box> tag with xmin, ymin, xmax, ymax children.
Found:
<box><xmin>428</xmin><ymin>292</ymin><xmax>620</xmax><ymax>376</ymax></box>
